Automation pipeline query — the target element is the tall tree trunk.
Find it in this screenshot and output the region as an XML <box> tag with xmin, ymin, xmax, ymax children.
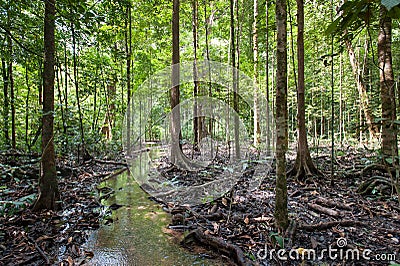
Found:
<box><xmin>345</xmin><ymin>38</ymin><xmax>379</xmax><ymax>139</ymax></box>
<box><xmin>125</xmin><ymin>3</ymin><xmax>132</xmax><ymax>156</ymax></box>
<box><xmin>1</xmin><ymin>58</ymin><xmax>10</xmax><ymax>148</ymax></box>
<box><xmin>63</xmin><ymin>43</ymin><xmax>68</xmax><ymax>149</ymax></box>
<box><xmin>288</xmin><ymin>0</ymin><xmax>321</xmax><ymax>181</ymax></box>
<box><xmin>25</xmin><ymin>62</ymin><xmax>30</xmax><ymax>150</ymax></box>
<box><xmin>192</xmin><ymin>0</ymin><xmax>200</xmax><ymax>150</ymax></box>
<box><xmin>253</xmin><ymin>0</ymin><xmax>260</xmax><ymax>146</ymax></box>
<box><xmin>265</xmin><ymin>0</ymin><xmax>271</xmax><ymax>153</ymax></box>
<box><xmin>231</xmin><ymin>0</ymin><xmax>240</xmax><ymax>159</ymax></box>
<box><xmin>204</xmin><ymin>0</ymin><xmax>213</xmax><ymax>140</ymax></box>
<box><xmin>274</xmin><ymin>0</ymin><xmax>288</xmax><ymax>231</ymax></box>
<box><xmin>378</xmin><ymin>5</ymin><xmax>398</xmax><ymax>163</ymax></box>
<box><xmin>9</xmin><ymin>44</ymin><xmax>15</xmax><ymax>149</ymax></box>
<box><xmin>71</xmin><ymin>21</ymin><xmax>90</xmax><ymax>160</ymax></box>
<box><xmin>33</xmin><ymin>0</ymin><xmax>59</xmax><ymax>211</ymax></box>
<box><xmin>72</xmin><ymin>22</ymin><xmax>84</xmax><ymax>143</ymax></box>
<box><xmin>171</xmin><ymin>0</ymin><xmax>182</xmax><ymax>164</ymax></box>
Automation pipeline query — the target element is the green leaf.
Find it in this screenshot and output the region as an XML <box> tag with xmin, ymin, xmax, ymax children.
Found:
<box><xmin>381</xmin><ymin>0</ymin><xmax>400</xmax><ymax>10</ymax></box>
<box><xmin>325</xmin><ymin>18</ymin><xmax>341</xmax><ymax>35</ymax></box>
<box><xmin>270</xmin><ymin>232</ymin><xmax>285</xmax><ymax>248</ymax></box>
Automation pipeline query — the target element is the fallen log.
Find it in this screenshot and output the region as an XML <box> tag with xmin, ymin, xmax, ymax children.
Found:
<box><xmin>308</xmin><ymin>203</ymin><xmax>340</xmax><ymax>217</ymax></box>
<box><xmin>298</xmin><ymin>220</ymin><xmax>364</xmax><ymax>231</ymax></box>
<box><xmin>315</xmin><ymin>197</ymin><xmax>352</xmax><ymax>211</ymax></box>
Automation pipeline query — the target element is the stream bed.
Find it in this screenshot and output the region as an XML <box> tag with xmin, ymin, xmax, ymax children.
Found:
<box><xmin>85</xmin><ymin>172</ymin><xmax>219</xmax><ymax>266</ymax></box>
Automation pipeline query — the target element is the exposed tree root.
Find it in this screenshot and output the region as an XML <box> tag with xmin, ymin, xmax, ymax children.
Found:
<box><xmin>182</xmin><ymin>229</ymin><xmax>253</xmax><ymax>266</ymax></box>
<box><xmin>350</xmin><ymin>163</ymin><xmax>395</xmax><ymax>178</ymax></box>
<box><xmin>356</xmin><ymin>176</ymin><xmax>394</xmax><ymax>195</ymax></box>
<box><xmin>298</xmin><ymin>220</ymin><xmax>364</xmax><ymax>231</ymax></box>
<box><xmin>287</xmin><ymin>152</ymin><xmax>323</xmax><ymax>182</ymax></box>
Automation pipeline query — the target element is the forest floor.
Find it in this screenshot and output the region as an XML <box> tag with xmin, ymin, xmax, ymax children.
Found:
<box><xmin>160</xmin><ymin>145</ymin><xmax>400</xmax><ymax>266</ymax></box>
<box><xmin>0</xmin><ymin>146</ymin><xmax>399</xmax><ymax>266</ymax></box>
<box><xmin>0</xmin><ymin>152</ymin><xmax>125</xmax><ymax>265</ymax></box>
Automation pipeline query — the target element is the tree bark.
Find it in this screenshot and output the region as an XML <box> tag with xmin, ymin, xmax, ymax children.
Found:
<box><xmin>1</xmin><ymin>58</ymin><xmax>10</xmax><ymax>148</ymax></box>
<box><xmin>253</xmin><ymin>0</ymin><xmax>260</xmax><ymax>146</ymax></box>
<box><xmin>231</xmin><ymin>0</ymin><xmax>240</xmax><ymax>159</ymax></box>
<box><xmin>378</xmin><ymin>5</ymin><xmax>398</xmax><ymax>163</ymax></box>
<box><xmin>265</xmin><ymin>0</ymin><xmax>271</xmax><ymax>153</ymax></box>
<box><xmin>287</xmin><ymin>0</ymin><xmax>321</xmax><ymax>181</ymax></box>
<box><xmin>33</xmin><ymin>0</ymin><xmax>59</xmax><ymax>211</ymax></box>
<box><xmin>344</xmin><ymin>38</ymin><xmax>379</xmax><ymax>139</ymax></box>
<box><xmin>192</xmin><ymin>0</ymin><xmax>200</xmax><ymax>150</ymax></box>
<box><xmin>125</xmin><ymin>4</ymin><xmax>132</xmax><ymax>156</ymax></box>
<box><xmin>274</xmin><ymin>0</ymin><xmax>288</xmax><ymax>231</ymax></box>
<box><xmin>171</xmin><ymin>0</ymin><xmax>182</xmax><ymax>164</ymax></box>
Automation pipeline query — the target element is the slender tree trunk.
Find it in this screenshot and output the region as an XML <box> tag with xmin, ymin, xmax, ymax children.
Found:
<box><xmin>9</xmin><ymin>44</ymin><xmax>15</xmax><ymax>149</ymax></box>
<box><xmin>345</xmin><ymin>38</ymin><xmax>379</xmax><ymax>139</ymax></box>
<box><xmin>171</xmin><ymin>0</ymin><xmax>182</xmax><ymax>164</ymax></box>
<box><xmin>378</xmin><ymin>5</ymin><xmax>398</xmax><ymax>163</ymax></box>
<box><xmin>231</xmin><ymin>0</ymin><xmax>240</xmax><ymax>159</ymax></box>
<box><xmin>253</xmin><ymin>0</ymin><xmax>260</xmax><ymax>146</ymax></box>
<box><xmin>71</xmin><ymin>22</ymin><xmax>84</xmax><ymax>144</ymax></box>
<box><xmin>288</xmin><ymin>0</ymin><xmax>321</xmax><ymax>181</ymax></box>
<box><xmin>33</xmin><ymin>0</ymin><xmax>59</xmax><ymax>211</ymax></box>
<box><xmin>1</xmin><ymin>59</ymin><xmax>10</xmax><ymax>148</ymax></box>
<box><xmin>204</xmin><ymin>0</ymin><xmax>213</xmax><ymax>141</ymax></box>
<box><xmin>265</xmin><ymin>0</ymin><xmax>271</xmax><ymax>153</ymax></box>
<box><xmin>63</xmin><ymin>43</ymin><xmax>68</xmax><ymax>149</ymax></box>
<box><xmin>71</xmin><ymin>21</ymin><xmax>90</xmax><ymax>160</ymax></box>
<box><xmin>125</xmin><ymin>4</ymin><xmax>132</xmax><ymax>156</ymax></box>
<box><xmin>25</xmin><ymin>62</ymin><xmax>30</xmax><ymax>150</ymax></box>
<box><xmin>192</xmin><ymin>0</ymin><xmax>200</xmax><ymax>150</ymax></box>
<box><xmin>56</xmin><ymin>63</ymin><xmax>65</xmax><ymax>148</ymax></box>
<box><xmin>274</xmin><ymin>0</ymin><xmax>288</xmax><ymax>231</ymax></box>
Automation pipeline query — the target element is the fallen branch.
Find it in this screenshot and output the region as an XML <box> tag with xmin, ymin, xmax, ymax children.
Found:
<box><xmin>93</xmin><ymin>158</ymin><xmax>128</xmax><ymax>167</ymax></box>
<box><xmin>26</xmin><ymin>235</ymin><xmax>50</xmax><ymax>264</ymax></box>
<box><xmin>315</xmin><ymin>197</ymin><xmax>352</xmax><ymax>211</ymax></box>
<box><xmin>298</xmin><ymin>220</ymin><xmax>364</xmax><ymax>231</ymax></box>
<box><xmin>182</xmin><ymin>229</ymin><xmax>252</xmax><ymax>266</ymax></box>
<box><xmin>308</xmin><ymin>203</ymin><xmax>340</xmax><ymax>217</ymax></box>
<box><xmin>100</xmin><ymin>167</ymin><xmax>128</xmax><ymax>182</ymax></box>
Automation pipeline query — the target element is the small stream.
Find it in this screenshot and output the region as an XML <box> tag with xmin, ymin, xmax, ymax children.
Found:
<box><xmin>85</xmin><ymin>172</ymin><xmax>218</xmax><ymax>266</ymax></box>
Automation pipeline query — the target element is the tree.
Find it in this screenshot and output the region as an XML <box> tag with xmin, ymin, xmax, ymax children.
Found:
<box><xmin>170</xmin><ymin>0</ymin><xmax>181</xmax><ymax>164</ymax></box>
<box><xmin>287</xmin><ymin>0</ymin><xmax>321</xmax><ymax>181</ymax></box>
<box><xmin>265</xmin><ymin>0</ymin><xmax>271</xmax><ymax>154</ymax></box>
<box><xmin>192</xmin><ymin>0</ymin><xmax>200</xmax><ymax>150</ymax></box>
<box><xmin>274</xmin><ymin>0</ymin><xmax>288</xmax><ymax>231</ymax></box>
<box><xmin>33</xmin><ymin>0</ymin><xmax>59</xmax><ymax>211</ymax></box>
<box><xmin>231</xmin><ymin>0</ymin><xmax>240</xmax><ymax>159</ymax></box>
<box><xmin>344</xmin><ymin>37</ymin><xmax>379</xmax><ymax>139</ymax></box>
<box><xmin>125</xmin><ymin>2</ymin><xmax>132</xmax><ymax>156</ymax></box>
<box><xmin>378</xmin><ymin>5</ymin><xmax>398</xmax><ymax>163</ymax></box>
<box><xmin>253</xmin><ymin>0</ymin><xmax>260</xmax><ymax>146</ymax></box>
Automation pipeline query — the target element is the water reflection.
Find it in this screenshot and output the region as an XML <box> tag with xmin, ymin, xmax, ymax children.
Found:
<box><xmin>86</xmin><ymin>172</ymin><xmax>217</xmax><ymax>266</ymax></box>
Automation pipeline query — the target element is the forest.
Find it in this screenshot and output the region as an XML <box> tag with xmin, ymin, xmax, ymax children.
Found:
<box><xmin>0</xmin><ymin>0</ymin><xmax>399</xmax><ymax>265</ymax></box>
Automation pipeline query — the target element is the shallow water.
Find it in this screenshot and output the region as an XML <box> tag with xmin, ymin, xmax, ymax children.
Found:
<box><xmin>86</xmin><ymin>172</ymin><xmax>218</xmax><ymax>266</ymax></box>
